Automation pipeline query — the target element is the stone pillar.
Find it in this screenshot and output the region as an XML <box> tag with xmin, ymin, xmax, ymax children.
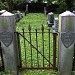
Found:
<box><xmin>26</xmin><ymin>4</ymin><xmax>28</xmax><ymax>13</ymax></box>
<box><xmin>44</xmin><ymin>7</ymin><xmax>47</xmax><ymax>15</ymax></box>
<box><xmin>0</xmin><ymin>11</ymin><xmax>18</xmax><ymax>74</ymax></box>
<box><xmin>58</xmin><ymin>11</ymin><xmax>75</xmax><ymax>75</ymax></box>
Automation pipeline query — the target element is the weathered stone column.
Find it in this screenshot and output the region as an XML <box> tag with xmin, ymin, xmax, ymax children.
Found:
<box><xmin>26</xmin><ymin>4</ymin><xmax>28</xmax><ymax>13</ymax></box>
<box><xmin>44</xmin><ymin>7</ymin><xmax>47</xmax><ymax>15</ymax></box>
<box><xmin>0</xmin><ymin>11</ymin><xmax>18</xmax><ymax>74</ymax></box>
<box><xmin>58</xmin><ymin>11</ymin><xmax>75</xmax><ymax>75</ymax></box>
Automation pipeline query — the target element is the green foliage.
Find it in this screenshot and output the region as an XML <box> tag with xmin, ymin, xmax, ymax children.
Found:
<box><xmin>65</xmin><ymin>0</ymin><xmax>74</xmax><ymax>11</ymax></box>
<box><xmin>0</xmin><ymin>2</ymin><xmax>6</xmax><ymax>10</ymax></box>
<box><xmin>56</xmin><ymin>0</ymin><xmax>67</xmax><ymax>13</ymax></box>
<box><xmin>13</xmin><ymin>0</ymin><xmax>25</xmax><ymax>4</ymax></box>
<box><xmin>57</xmin><ymin>0</ymin><xmax>75</xmax><ymax>13</ymax></box>
<box><xmin>0</xmin><ymin>0</ymin><xmax>75</xmax><ymax>13</ymax></box>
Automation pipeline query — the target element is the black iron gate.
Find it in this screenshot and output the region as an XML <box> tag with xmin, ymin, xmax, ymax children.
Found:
<box><xmin>15</xmin><ymin>25</ymin><xmax>58</xmax><ymax>70</ymax></box>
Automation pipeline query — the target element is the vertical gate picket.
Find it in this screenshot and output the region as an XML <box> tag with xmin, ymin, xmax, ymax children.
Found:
<box><xmin>0</xmin><ymin>43</ymin><xmax>4</xmax><ymax>71</ymax></box>
<box><xmin>35</xmin><ymin>28</ymin><xmax>39</xmax><ymax>67</ymax></box>
<box><xmin>53</xmin><ymin>33</ymin><xmax>57</xmax><ymax>69</ymax></box>
<box><xmin>28</xmin><ymin>25</ymin><xmax>33</xmax><ymax>67</ymax></box>
<box><xmin>48</xmin><ymin>28</ymin><xmax>50</xmax><ymax>67</ymax></box>
<box><xmin>17</xmin><ymin>32</ymin><xmax>22</xmax><ymax>68</ymax></box>
<box><xmin>22</xmin><ymin>27</ymin><xmax>27</xmax><ymax>67</ymax></box>
<box><xmin>42</xmin><ymin>25</ymin><xmax>44</xmax><ymax>67</ymax></box>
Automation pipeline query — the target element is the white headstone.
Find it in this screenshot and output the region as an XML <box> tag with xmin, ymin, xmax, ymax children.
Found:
<box><xmin>0</xmin><ymin>11</ymin><xmax>18</xmax><ymax>74</ymax></box>
<box><xmin>59</xmin><ymin>11</ymin><xmax>75</xmax><ymax>75</ymax></box>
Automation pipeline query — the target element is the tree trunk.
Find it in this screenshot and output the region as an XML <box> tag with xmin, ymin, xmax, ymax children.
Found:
<box><xmin>5</xmin><ymin>0</ymin><xmax>13</xmax><ymax>11</ymax></box>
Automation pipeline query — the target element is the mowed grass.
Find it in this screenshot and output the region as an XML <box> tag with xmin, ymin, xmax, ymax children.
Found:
<box><xmin>16</xmin><ymin>13</ymin><xmax>58</xmax><ymax>31</ymax></box>
<box><xmin>16</xmin><ymin>13</ymin><xmax>59</xmax><ymax>75</ymax></box>
<box><xmin>16</xmin><ymin>13</ymin><xmax>47</xmax><ymax>31</ymax></box>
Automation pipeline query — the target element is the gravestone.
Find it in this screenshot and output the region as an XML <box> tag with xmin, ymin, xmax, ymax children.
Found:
<box><xmin>26</xmin><ymin>4</ymin><xmax>28</xmax><ymax>13</ymax></box>
<box><xmin>14</xmin><ymin>13</ymin><xmax>22</xmax><ymax>22</ymax></box>
<box><xmin>59</xmin><ymin>11</ymin><xmax>75</xmax><ymax>75</ymax></box>
<box><xmin>0</xmin><ymin>11</ymin><xmax>18</xmax><ymax>74</ymax></box>
<box><xmin>52</xmin><ymin>18</ymin><xmax>58</xmax><ymax>33</ymax></box>
<box><xmin>47</xmin><ymin>12</ymin><xmax>54</xmax><ymax>27</ymax></box>
<box><xmin>14</xmin><ymin>11</ymin><xmax>23</xmax><ymax>22</ymax></box>
<box><xmin>14</xmin><ymin>13</ymin><xmax>20</xmax><ymax>22</ymax></box>
<box><xmin>44</xmin><ymin>7</ymin><xmax>47</xmax><ymax>15</ymax></box>
<box><xmin>72</xmin><ymin>11</ymin><xmax>75</xmax><ymax>14</ymax></box>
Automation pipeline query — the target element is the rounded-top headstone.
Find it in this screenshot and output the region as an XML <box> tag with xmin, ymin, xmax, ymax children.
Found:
<box><xmin>48</xmin><ymin>12</ymin><xmax>54</xmax><ymax>15</ymax></box>
<box><xmin>48</xmin><ymin>12</ymin><xmax>54</xmax><ymax>24</ymax></box>
<box><xmin>72</xmin><ymin>11</ymin><xmax>75</xmax><ymax>14</ymax></box>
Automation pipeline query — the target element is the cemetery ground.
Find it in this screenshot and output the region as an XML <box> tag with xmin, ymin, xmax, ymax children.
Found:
<box><xmin>16</xmin><ymin>13</ymin><xmax>58</xmax><ymax>75</ymax></box>
<box><xmin>0</xmin><ymin>12</ymin><xmax>75</xmax><ymax>75</ymax></box>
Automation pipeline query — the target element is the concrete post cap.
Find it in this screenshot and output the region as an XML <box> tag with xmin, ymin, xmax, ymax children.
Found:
<box><xmin>60</xmin><ymin>11</ymin><xmax>75</xmax><ymax>16</ymax></box>
<box><xmin>0</xmin><ymin>10</ymin><xmax>6</xmax><ymax>15</ymax></box>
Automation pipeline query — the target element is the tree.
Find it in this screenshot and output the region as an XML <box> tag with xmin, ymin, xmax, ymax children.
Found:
<box><xmin>5</xmin><ymin>0</ymin><xmax>13</xmax><ymax>11</ymax></box>
<box><xmin>4</xmin><ymin>0</ymin><xmax>25</xmax><ymax>11</ymax></box>
<box><xmin>56</xmin><ymin>0</ymin><xmax>75</xmax><ymax>13</ymax></box>
<box><xmin>65</xmin><ymin>0</ymin><xmax>74</xmax><ymax>11</ymax></box>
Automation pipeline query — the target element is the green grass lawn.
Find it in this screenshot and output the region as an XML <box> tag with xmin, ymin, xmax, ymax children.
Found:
<box><xmin>16</xmin><ymin>13</ymin><xmax>59</xmax><ymax>75</ymax></box>
<box><xmin>16</xmin><ymin>13</ymin><xmax>58</xmax><ymax>32</ymax></box>
<box><xmin>16</xmin><ymin>13</ymin><xmax>75</xmax><ymax>75</ymax></box>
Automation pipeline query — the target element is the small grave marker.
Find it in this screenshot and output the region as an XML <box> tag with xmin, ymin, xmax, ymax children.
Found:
<box><xmin>14</xmin><ymin>11</ymin><xmax>23</xmax><ymax>22</ymax></box>
<box><xmin>26</xmin><ymin>4</ymin><xmax>28</xmax><ymax>13</ymax></box>
<box><xmin>44</xmin><ymin>7</ymin><xmax>47</xmax><ymax>15</ymax></box>
<box><xmin>47</xmin><ymin>12</ymin><xmax>54</xmax><ymax>27</ymax></box>
<box><xmin>52</xmin><ymin>18</ymin><xmax>58</xmax><ymax>33</ymax></box>
<box><xmin>72</xmin><ymin>11</ymin><xmax>75</xmax><ymax>14</ymax></box>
